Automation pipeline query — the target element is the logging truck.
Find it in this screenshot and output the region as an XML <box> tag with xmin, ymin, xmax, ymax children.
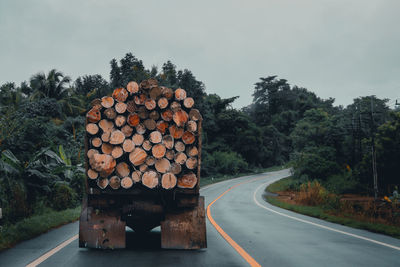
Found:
<box><xmin>79</xmin><ymin>79</ymin><xmax>207</xmax><ymax>249</ymax></box>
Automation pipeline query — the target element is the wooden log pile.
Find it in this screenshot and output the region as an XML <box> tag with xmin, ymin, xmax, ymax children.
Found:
<box><xmin>86</xmin><ymin>79</ymin><xmax>202</xmax><ymax>191</ymax></box>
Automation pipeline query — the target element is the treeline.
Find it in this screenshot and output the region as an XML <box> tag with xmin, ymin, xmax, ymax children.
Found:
<box><xmin>0</xmin><ymin>52</ymin><xmax>399</xmax><ymax>224</ymax></box>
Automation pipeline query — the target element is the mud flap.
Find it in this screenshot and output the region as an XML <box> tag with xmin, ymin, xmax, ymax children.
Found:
<box><xmin>161</xmin><ymin>196</ymin><xmax>207</xmax><ymax>249</ymax></box>
<box><xmin>79</xmin><ymin>197</ymin><xmax>126</xmax><ymax>249</ymax></box>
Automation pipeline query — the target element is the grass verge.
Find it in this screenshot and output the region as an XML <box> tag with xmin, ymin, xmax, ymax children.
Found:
<box><xmin>265</xmin><ymin>178</ymin><xmax>400</xmax><ymax>239</ymax></box>
<box><xmin>0</xmin><ymin>206</ymin><xmax>81</xmax><ymax>251</ymax></box>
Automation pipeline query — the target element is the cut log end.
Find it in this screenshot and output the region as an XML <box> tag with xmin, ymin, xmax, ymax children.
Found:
<box><xmin>177</xmin><ymin>172</ymin><xmax>197</xmax><ymax>189</ymax></box>
<box><xmin>161</xmin><ymin>173</ymin><xmax>177</xmax><ymax>190</ymax></box>
<box><xmin>129</xmin><ymin>148</ymin><xmax>147</xmax><ymax>166</ymax></box>
<box><xmin>86</xmin><ymin>123</ymin><xmax>99</xmax><ymax>135</ymax></box>
<box><xmin>121</xmin><ymin>177</ymin><xmax>133</xmax><ymax>189</ymax></box>
<box><xmin>101</xmin><ymin>96</ymin><xmax>114</xmax><ymax>109</ymax></box>
<box><xmin>142</xmin><ymin>171</ymin><xmax>159</xmax><ymax>189</ymax></box>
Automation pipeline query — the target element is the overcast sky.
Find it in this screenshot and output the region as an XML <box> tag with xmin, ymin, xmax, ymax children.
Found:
<box><xmin>1</xmin><ymin>0</ymin><xmax>399</xmax><ymax>108</ymax></box>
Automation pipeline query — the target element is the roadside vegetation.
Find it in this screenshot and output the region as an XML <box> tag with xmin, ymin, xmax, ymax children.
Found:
<box><xmin>0</xmin><ymin>52</ymin><xmax>399</xmax><ymax>250</ymax></box>
<box><xmin>265</xmin><ymin>177</ymin><xmax>400</xmax><ymax>239</ymax></box>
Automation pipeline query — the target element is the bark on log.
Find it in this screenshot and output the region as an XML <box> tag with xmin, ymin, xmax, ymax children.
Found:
<box><xmin>148</xmin><ymin>78</ymin><xmax>158</xmax><ymax>88</ymax></box>
<box><xmin>158</xmin><ymin>97</ymin><xmax>169</xmax><ymax>109</ymax></box>
<box><xmin>152</xmin><ymin>144</ymin><xmax>166</xmax><ymax>159</ymax></box>
<box><xmin>127</xmin><ymin>113</ymin><xmax>140</xmax><ymax>127</ymax></box>
<box><xmin>126</xmin><ymin>100</ymin><xmax>136</xmax><ymax>113</ymax></box>
<box><xmin>127</xmin><ymin>81</ymin><xmax>139</xmax><ymax>94</ymax></box>
<box><xmin>170</xmin><ymin>101</ymin><xmax>181</xmax><ymax>112</ymax></box>
<box><xmin>104</xmin><ymin>108</ymin><xmax>117</xmax><ymax>120</ymax></box>
<box><xmin>183</xmin><ymin>97</ymin><xmax>194</xmax><ymax>109</ymax></box>
<box><xmin>136</xmin><ymin>123</ymin><xmax>146</xmax><ymax>134</ymax></box>
<box><xmin>175</xmin><ymin>88</ymin><xmax>187</xmax><ymax>100</ymax></box>
<box><xmin>134</xmin><ymin>94</ymin><xmax>146</xmax><ymax>105</ymax></box>
<box><xmin>122</xmin><ymin>139</ymin><xmax>135</xmax><ymax>152</ymax></box>
<box><xmin>149</xmin><ymin>131</ymin><xmax>162</xmax><ymax>144</ymax></box>
<box><xmin>173</xmin><ymin>109</ymin><xmax>189</xmax><ymax>127</ymax></box>
<box><xmin>149</xmin><ymin>86</ymin><xmax>162</xmax><ymax>99</ymax></box>
<box><xmin>121</xmin><ymin>177</ymin><xmax>133</xmax><ymax>189</ymax></box>
<box><xmin>109</xmin><ymin>176</ymin><xmax>121</xmax><ymax>189</ymax></box>
<box><xmin>187</xmin><ymin>121</ymin><xmax>197</xmax><ymax>132</ymax></box>
<box><xmin>155</xmin><ymin>158</ymin><xmax>170</xmax><ymax>173</ymax></box>
<box><xmin>140</xmin><ymin>80</ymin><xmax>150</xmax><ymax>90</ymax></box>
<box><xmin>111</xmin><ymin>146</ymin><xmax>123</xmax><ymax>159</ymax></box>
<box><xmin>142</xmin><ymin>140</ymin><xmax>152</xmax><ymax>151</ymax></box>
<box><xmin>161</xmin><ymin>173</ymin><xmax>177</xmax><ymax>190</ymax></box>
<box><xmin>109</xmin><ymin>130</ymin><xmax>125</xmax><ymax>145</ymax></box>
<box><xmin>156</xmin><ymin>121</ymin><xmax>168</xmax><ymax>134</ymax></box>
<box><xmin>87</xmin><ymin>169</ymin><xmax>98</xmax><ymax>180</ymax></box>
<box><xmin>170</xmin><ymin>162</ymin><xmax>182</xmax><ymax>175</ymax></box>
<box><xmin>166</xmin><ymin>150</ymin><xmax>175</xmax><ymax>160</ymax></box>
<box><xmin>144</xmin><ymin>119</ymin><xmax>156</xmax><ymax>130</ymax></box>
<box><xmin>145</xmin><ymin>99</ymin><xmax>156</xmax><ymax>110</ymax></box>
<box><xmin>129</xmin><ymin>148</ymin><xmax>147</xmax><ymax>166</ymax></box>
<box><xmin>174</xmin><ymin>152</ymin><xmax>187</xmax><ymax>165</ymax></box>
<box><xmin>162</xmin><ymin>135</ymin><xmax>174</xmax><ymax>149</ymax></box>
<box><xmin>161</xmin><ymin>109</ymin><xmax>173</xmax><ymax>121</ymax></box>
<box><xmin>115</xmin><ymin>102</ymin><xmax>127</xmax><ymax>114</ymax></box>
<box><xmin>182</xmin><ymin>131</ymin><xmax>195</xmax><ymax>144</ymax></box>
<box><xmin>101</xmin><ymin>96</ymin><xmax>114</xmax><ymax>108</ymax></box>
<box><xmin>112</xmin><ymin>88</ymin><xmax>128</xmax><ymax>102</ymax></box>
<box><xmin>91</xmin><ymin>98</ymin><xmax>102</xmax><ymax>109</ymax></box>
<box><xmin>115</xmin><ymin>115</ymin><xmax>126</xmax><ymax>127</ymax></box>
<box><xmin>142</xmin><ymin>171</ymin><xmax>159</xmax><ymax>189</ymax></box>
<box><xmin>189</xmin><ymin>109</ymin><xmax>202</xmax><ymax>121</ymax></box>
<box><xmin>116</xmin><ymin>162</ymin><xmax>130</xmax><ymax>178</ymax></box>
<box><xmin>185</xmin><ymin>157</ymin><xmax>198</xmax><ymax>170</ymax></box>
<box><xmin>91</xmin><ymin>137</ymin><xmax>102</xmax><ymax>148</ymax></box>
<box><xmin>86</xmin><ymin>123</ymin><xmax>99</xmax><ymax>135</ymax></box>
<box><xmin>161</xmin><ymin>87</ymin><xmax>174</xmax><ymax>99</ymax></box>
<box><xmin>132</xmin><ymin>133</ymin><xmax>144</xmax><ymax>146</ymax></box>
<box><xmin>121</xmin><ymin>125</ymin><xmax>133</xmax><ymax>137</ymax></box>
<box><xmin>87</xmin><ymin>107</ymin><xmax>101</xmax><ymax>123</ymax></box>
<box><xmin>169</xmin><ymin>125</ymin><xmax>184</xmax><ymax>139</ymax></box>
<box><xmin>101</xmin><ymin>143</ymin><xmax>113</xmax><ymax>155</ymax></box>
<box><xmin>174</xmin><ymin>141</ymin><xmax>185</xmax><ymax>152</ymax></box>
<box><xmin>177</xmin><ymin>172</ymin><xmax>197</xmax><ymax>189</ymax></box>
<box><xmin>131</xmin><ymin>171</ymin><xmax>142</xmax><ymax>183</ymax></box>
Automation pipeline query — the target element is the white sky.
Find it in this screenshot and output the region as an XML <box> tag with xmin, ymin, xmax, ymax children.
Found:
<box><xmin>1</xmin><ymin>0</ymin><xmax>399</xmax><ymax>108</ymax></box>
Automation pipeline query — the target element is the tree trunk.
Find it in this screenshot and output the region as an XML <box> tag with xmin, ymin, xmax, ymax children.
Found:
<box><xmin>177</xmin><ymin>172</ymin><xmax>197</xmax><ymax>189</ymax></box>
<box><xmin>121</xmin><ymin>176</ymin><xmax>133</xmax><ymax>189</ymax></box>
<box><xmin>91</xmin><ymin>137</ymin><xmax>102</xmax><ymax>148</ymax></box>
<box><xmin>112</xmin><ymin>88</ymin><xmax>128</xmax><ymax>102</ymax></box>
<box><xmin>115</xmin><ymin>115</ymin><xmax>126</xmax><ymax>127</ymax></box>
<box><xmin>144</xmin><ymin>119</ymin><xmax>156</xmax><ymax>130</ymax></box>
<box><xmin>142</xmin><ymin>140</ymin><xmax>153</xmax><ymax>151</ymax></box>
<box><xmin>183</xmin><ymin>97</ymin><xmax>194</xmax><ymax>109</ymax></box>
<box><xmin>152</xmin><ymin>144</ymin><xmax>166</xmax><ymax>159</ymax></box>
<box><xmin>131</xmin><ymin>171</ymin><xmax>142</xmax><ymax>183</ymax></box>
<box><xmin>109</xmin><ymin>176</ymin><xmax>121</xmax><ymax>189</ymax></box>
<box><xmin>149</xmin><ymin>131</ymin><xmax>162</xmax><ymax>144</ymax></box>
<box><xmin>127</xmin><ymin>81</ymin><xmax>139</xmax><ymax>94</ymax></box>
<box><xmin>101</xmin><ymin>143</ymin><xmax>113</xmax><ymax>154</ymax></box>
<box><xmin>182</xmin><ymin>131</ymin><xmax>195</xmax><ymax>144</ymax></box>
<box><xmin>121</xmin><ymin>125</ymin><xmax>133</xmax><ymax>137</ymax></box>
<box><xmin>101</xmin><ymin>96</ymin><xmax>114</xmax><ymax>108</ymax></box>
<box><xmin>86</xmin><ymin>123</ymin><xmax>99</xmax><ymax>135</ymax></box>
<box><xmin>132</xmin><ymin>133</ymin><xmax>144</xmax><ymax>146</ymax></box>
<box><xmin>185</xmin><ymin>157</ymin><xmax>198</xmax><ymax>170</ymax></box>
<box><xmin>174</xmin><ymin>152</ymin><xmax>187</xmax><ymax>165</ymax></box>
<box><xmin>122</xmin><ymin>139</ymin><xmax>135</xmax><ymax>152</ymax></box>
<box><xmin>115</xmin><ymin>102</ymin><xmax>127</xmax><ymax>114</ymax></box>
<box><xmin>175</xmin><ymin>88</ymin><xmax>187</xmax><ymax>100</ymax></box>
<box><xmin>87</xmin><ymin>169</ymin><xmax>98</xmax><ymax>180</ymax></box>
<box><xmin>116</xmin><ymin>162</ymin><xmax>130</xmax><ymax>178</ymax></box>
<box><xmin>155</xmin><ymin>158</ymin><xmax>171</xmax><ymax>173</ymax></box>
<box><xmin>162</xmin><ymin>135</ymin><xmax>174</xmax><ymax>149</ymax></box>
<box><xmin>104</xmin><ymin>108</ymin><xmax>117</xmax><ymax>119</ymax></box>
<box><xmin>173</xmin><ymin>109</ymin><xmax>188</xmax><ymax>127</ymax></box>
<box><xmin>158</xmin><ymin>97</ymin><xmax>169</xmax><ymax>109</ymax></box>
<box><xmin>111</xmin><ymin>146</ymin><xmax>124</xmax><ymax>159</ymax></box>
<box><xmin>142</xmin><ymin>171</ymin><xmax>159</xmax><ymax>189</ymax></box>
<box><xmin>161</xmin><ymin>173</ymin><xmax>176</xmax><ymax>189</ymax></box>
<box><xmin>87</xmin><ymin>107</ymin><xmax>101</xmax><ymax>123</ymax></box>
<box><xmin>110</xmin><ymin>130</ymin><xmax>125</xmax><ymax>144</ymax></box>
<box><xmin>129</xmin><ymin>148</ymin><xmax>147</xmax><ymax>166</ymax></box>
<box><xmin>174</xmin><ymin>141</ymin><xmax>185</xmax><ymax>152</ymax></box>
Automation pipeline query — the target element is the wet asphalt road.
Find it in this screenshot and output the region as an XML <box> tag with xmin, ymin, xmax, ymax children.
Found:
<box><xmin>1</xmin><ymin>169</ymin><xmax>399</xmax><ymax>266</ymax></box>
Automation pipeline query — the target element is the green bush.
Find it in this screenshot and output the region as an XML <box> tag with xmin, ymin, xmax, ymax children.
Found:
<box><xmin>324</xmin><ymin>172</ymin><xmax>359</xmax><ymax>194</ymax></box>
<box><xmin>51</xmin><ymin>183</ymin><xmax>77</xmax><ymax>211</ymax></box>
<box><xmin>202</xmin><ymin>150</ymin><xmax>248</xmax><ymax>176</ymax></box>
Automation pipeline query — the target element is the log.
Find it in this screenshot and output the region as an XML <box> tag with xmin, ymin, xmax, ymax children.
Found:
<box><xmin>132</xmin><ymin>133</ymin><xmax>144</xmax><ymax>146</ymax></box>
<box><xmin>109</xmin><ymin>130</ymin><xmax>125</xmax><ymax>145</ymax></box>
<box><xmin>129</xmin><ymin>148</ymin><xmax>147</xmax><ymax>166</ymax></box>
<box><xmin>158</xmin><ymin>97</ymin><xmax>169</xmax><ymax>109</ymax></box>
<box><xmin>161</xmin><ymin>173</ymin><xmax>177</xmax><ymax>189</ymax></box>
<box><xmin>87</xmin><ymin>149</ymin><xmax>99</xmax><ymax>159</ymax></box>
<box><xmin>149</xmin><ymin>86</ymin><xmax>162</xmax><ymax>99</ymax></box>
<box><xmin>127</xmin><ymin>113</ymin><xmax>140</xmax><ymax>127</ymax></box>
<box><xmin>122</xmin><ymin>139</ymin><xmax>135</xmax><ymax>152</ymax></box>
<box><xmin>131</xmin><ymin>171</ymin><xmax>142</xmax><ymax>183</ymax></box>
<box><xmin>182</xmin><ymin>131</ymin><xmax>195</xmax><ymax>144</ymax></box>
<box><xmin>169</xmin><ymin>125</ymin><xmax>184</xmax><ymax>139</ymax></box>
<box><xmin>126</xmin><ymin>100</ymin><xmax>136</xmax><ymax>113</ymax></box>
<box><xmin>146</xmin><ymin>156</ymin><xmax>156</xmax><ymax>166</ymax></box>
<box><xmin>149</xmin><ymin>110</ymin><xmax>160</xmax><ymax>120</ymax></box>
<box><xmin>189</xmin><ymin>109</ymin><xmax>202</xmax><ymax>121</ymax></box>
<box><xmin>144</xmin><ymin>119</ymin><xmax>156</xmax><ymax>130</ymax></box>
<box><xmin>162</xmin><ymin>135</ymin><xmax>174</xmax><ymax>149</ymax></box>
<box><xmin>97</xmin><ymin>177</ymin><xmax>109</xmax><ymax>189</ymax></box>
<box><xmin>161</xmin><ymin>87</ymin><xmax>174</xmax><ymax>99</ymax></box>
<box><xmin>86</xmin><ymin>123</ymin><xmax>99</xmax><ymax>135</ymax></box>
<box><xmin>152</xmin><ymin>144</ymin><xmax>166</xmax><ymax>159</ymax></box>
<box><xmin>127</xmin><ymin>81</ymin><xmax>139</xmax><ymax>94</ymax></box>
<box><xmin>183</xmin><ymin>97</ymin><xmax>194</xmax><ymax>109</ymax></box>
<box><xmin>185</xmin><ymin>157</ymin><xmax>198</xmax><ymax>170</ymax></box>
<box><xmin>166</xmin><ymin>150</ymin><xmax>175</xmax><ymax>160</ymax></box>
<box><xmin>139</xmin><ymin>164</ymin><xmax>148</xmax><ymax>172</ymax></box>
<box><xmin>136</xmin><ymin>123</ymin><xmax>146</xmax><ymax>134</ymax></box>
<box><xmin>87</xmin><ymin>169</ymin><xmax>98</xmax><ymax>180</ymax></box>
<box><xmin>142</xmin><ymin>140</ymin><xmax>152</xmax><ymax>151</ymax></box>
<box><xmin>174</xmin><ymin>141</ymin><xmax>185</xmax><ymax>152</ymax></box>
<box><xmin>111</xmin><ymin>146</ymin><xmax>123</xmax><ymax>159</ymax></box>
<box><xmin>90</xmin><ymin>98</ymin><xmax>102</xmax><ymax>109</ymax></box>
<box><xmin>121</xmin><ymin>125</ymin><xmax>133</xmax><ymax>137</ymax></box>
<box><xmin>101</xmin><ymin>96</ymin><xmax>114</xmax><ymax>108</ymax></box>
<box><xmin>140</xmin><ymin>80</ymin><xmax>150</xmax><ymax>90</ymax></box>
<box><xmin>177</xmin><ymin>172</ymin><xmax>197</xmax><ymax>189</ymax></box>
<box><xmin>170</xmin><ymin>101</ymin><xmax>181</xmax><ymax>112</ymax></box>
<box><xmin>116</xmin><ymin>162</ymin><xmax>130</xmax><ymax>178</ymax></box>
<box><xmin>155</xmin><ymin>158</ymin><xmax>170</xmax><ymax>173</ymax></box>
<box><xmin>104</xmin><ymin>108</ymin><xmax>117</xmax><ymax>120</ymax></box>
<box><xmin>186</xmin><ymin>146</ymin><xmax>198</xmax><ymax>157</ymax></box>
<box><xmin>175</xmin><ymin>88</ymin><xmax>187</xmax><ymax>100</ymax></box>
<box><xmin>115</xmin><ymin>115</ymin><xmax>126</xmax><ymax>127</ymax></box>
<box><xmin>121</xmin><ymin>177</ymin><xmax>133</xmax><ymax>189</ymax></box>
<box><xmin>149</xmin><ymin>131</ymin><xmax>162</xmax><ymax>144</ymax></box>
<box><xmin>142</xmin><ymin>171</ymin><xmax>159</xmax><ymax>189</ymax></box>
<box><xmin>109</xmin><ymin>176</ymin><xmax>121</xmax><ymax>189</ymax></box>
<box><xmin>173</xmin><ymin>109</ymin><xmax>189</xmax><ymax>127</ymax></box>
<box><xmin>145</xmin><ymin>99</ymin><xmax>156</xmax><ymax>110</ymax></box>
<box><xmin>156</xmin><ymin>121</ymin><xmax>169</xmax><ymax>134</ymax></box>
<box><xmin>99</xmin><ymin>119</ymin><xmax>114</xmax><ymax>133</ymax></box>
<box><xmin>101</xmin><ymin>131</ymin><xmax>111</xmax><ymax>142</ymax></box>
<box><xmin>112</xmin><ymin>88</ymin><xmax>128</xmax><ymax>102</ymax></box>
<box><xmin>115</xmin><ymin>102</ymin><xmax>127</xmax><ymax>114</ymax></box>
<box><xmin>187</xmin><ymin>121</ymin><xmax>197</xmax><ymax>132</ymax></box>
<box><xmin>170</xmin><ymin>162</ymin><xmax>182</xmax><ymax>175</ymax></box>
<box><xmin>91</xmin><ymin>137</ymin><xmax>102</xmax><ymax>148</ymax></box>
<box><xmin>148</xmin><ymin>78</ymin><xmax>158</xmax><ymax>88</ymax></box>
<box><xmin>161</xmin><ymin>109</ymin><xmax>173</xmax><ymax>121</ymax></box>
<box><xmin>90</xmin><ymin>154</ymin><xmax>116</xmax><ymax>177</ymax></box>
<box><xmin>138</xmin><ymin>106</ymin><xmax>149</xmax><ymax>119</ymax></box>
<box><xmin>174</xmin><ymin>152</ymin><xmax>187</xmax><ymax>165</ymax></box>
<box><xmin>101</xmin><ymin>143</ymin><xmax>113</xmax><ymax>154</ymax></box>
<box><xmin>87</xmin><ymin>107</ymin><xmax>101</xmax><ymax>123</ymax></box>
<box><xmin>134</xmin><ymin>94</ymin><xmax>146</xmax><ymax>105</ymax></box>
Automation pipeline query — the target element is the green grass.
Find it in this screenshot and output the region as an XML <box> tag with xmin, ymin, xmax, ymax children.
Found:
<box><xmin>200</xmin><ymin>165</ymin><xmax>286</xmax><ymax>187</ymax></box>
<box><xmin>266</xmin><ymin>175</ymin><xmax>297</xmax><ymax>193</ymax></box>
<box><xmin>265</xmin><ymin>180</ymin><xmax>400</xmax><ymax>239</ymax></box>
<box><xmin>0</xmin><ymin>206</ymin><xmax>81</xmax><ymax>251</ymax></box>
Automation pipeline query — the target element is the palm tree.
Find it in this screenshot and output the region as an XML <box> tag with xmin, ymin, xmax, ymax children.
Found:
<box><xmin>30</xmin><ymin>69</ymin><xmax>71</xmax><ymax>100</ymax></box>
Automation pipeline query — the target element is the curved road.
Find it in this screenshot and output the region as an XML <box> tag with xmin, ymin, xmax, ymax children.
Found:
<box><xmin>1</xmin><ymin>169</ymin><xmax>399</xmax><ymax>266</ymax></box>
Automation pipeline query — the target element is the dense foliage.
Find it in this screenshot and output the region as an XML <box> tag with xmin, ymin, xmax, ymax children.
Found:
<box><xmin>0</xmin><ymin>52</ymin><xmax>399</xmax><ymax>225</ymax></box>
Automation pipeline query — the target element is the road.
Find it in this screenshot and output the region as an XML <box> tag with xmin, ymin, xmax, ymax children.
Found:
<box><xmin>1</xmin><ymin>169</ymin><xmax>399</xmax><ymax>266</ymax></box>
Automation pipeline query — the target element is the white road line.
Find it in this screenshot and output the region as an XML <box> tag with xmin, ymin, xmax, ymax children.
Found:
<box><xmin>26</xmin><ymin>234</ymin><xmax>78</xmax><ymax>267</ymax></box>
<box><xmin>253</xmin><ymin>181</ymin><xmax>400</xmax><ymax>252</ymax></box>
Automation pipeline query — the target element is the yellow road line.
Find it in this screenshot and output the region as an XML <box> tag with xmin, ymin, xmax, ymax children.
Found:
<box><xmin>206</xmin><ymin>177</ymin><xmax>262</xmax><ymax>267</ymax></box>
<box><xmin>26</xmin><ymin>234</ymin><xmax>78</xmax><ymax>267</ymax></box>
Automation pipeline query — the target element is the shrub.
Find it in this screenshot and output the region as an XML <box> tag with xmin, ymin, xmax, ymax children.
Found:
<box><xmin>324</xmin><ymin>172</ymin><xmax>359</xmax><ymax>194</ymax></box>
<box><xmin>296</xmin><ymin>181</ymin><xmax>327</xmax><ymax>206</ymax></box>
<box><xmin>202</xmin><ymin>150</ymin><xmax>248</xmax><ymax>176</ymax></box>
<box><xmin>51</xmin><ymin>183</ymin><xmax>76</xmax><ymax>211</ymax></box>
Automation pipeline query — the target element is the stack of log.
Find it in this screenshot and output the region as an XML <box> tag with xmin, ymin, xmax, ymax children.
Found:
<box><xmin>86</xmin><ymin>79</ymin><xmax>202</xmax><ymax>191</ymax></box>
